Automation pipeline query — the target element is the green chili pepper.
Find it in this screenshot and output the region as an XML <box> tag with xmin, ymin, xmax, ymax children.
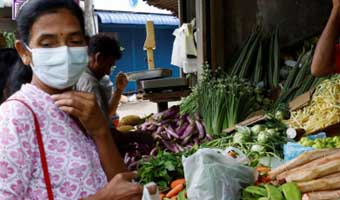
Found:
<box><xmin>244</xmin><ymin>186</ymin><xmax>267</xmax><ymax>196</ymax></box>
<box><xmin>258</xmin><ymin>198</ymin><xmax>270</xmax><ymax>200</ymax></box>
<box><xmin>281</xmin><ymin>182</ymin><xmax>301</xmax><ymax>200</ymax></box>
<box><xmin>265</xmin><ymin>184</ymin><xmax>283</xmax><ymax>200</ymax></box>
<box><xmin>177</xmin><ymin>189</ymin><xmax>187</xmax><ymax>200</ymax></box>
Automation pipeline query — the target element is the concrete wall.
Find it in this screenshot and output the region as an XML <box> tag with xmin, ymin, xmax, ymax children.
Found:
<box><xmin>224</xmin><ymin>0</ymin><xmax>331</xmax><ymax>57</ymax></box>
<box><xmin>203</xmin><ymin>0</ymin><xmax>332</xmax><ymax>68</ymax></box>
<box><xmin>257</xmin><ymin>0</ymin><xmax>332</xmax><ymax>46</ymax></box>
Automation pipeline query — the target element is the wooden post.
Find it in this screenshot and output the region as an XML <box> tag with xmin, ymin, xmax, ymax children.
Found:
<box><xmin>210</xmin><ymin>0</ymin><xmax>225</xmax><ymax>71</ymax></box>
<box><xmin>195</xmin><ymin>0</ymin><xmax>210</xmax><ymax>77</ymax></box>
<box><xmin>144</xmin><ymin>21</ymin><xmax>156</xmax><ymax>70</ymax></box>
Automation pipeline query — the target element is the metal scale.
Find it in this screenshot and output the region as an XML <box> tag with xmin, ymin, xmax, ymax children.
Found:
<box><xmin>126</xmin><ymin>21</ymin><xmax>190</xmax><ymax>111</ymax></box>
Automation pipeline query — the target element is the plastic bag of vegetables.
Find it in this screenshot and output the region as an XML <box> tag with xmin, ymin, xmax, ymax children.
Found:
<box><xmin>182</xmin><ymin>148</ymin><xmax>256</xmax><ymax>200</ymax></box>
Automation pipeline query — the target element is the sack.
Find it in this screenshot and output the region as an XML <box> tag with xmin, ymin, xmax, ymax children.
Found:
<box><xmin>183</xmin><ymin>148</ymin><xmax>256</xmax><ymax>200</ymax></box>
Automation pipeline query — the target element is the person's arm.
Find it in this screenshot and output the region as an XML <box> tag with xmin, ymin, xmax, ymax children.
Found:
<box><xmin>109</xmin><ymin>73</ymin><xmax>128</xmax><ymax>117</ymax></box>
<box><xmin>52</xmin><ymin>92</ymin><xmax>127</xmax><ymax>180</ymax></box>
<box><xmin>311</xmin><ymin>1</ymin><xmax>340</xmax><ymax>77</ymax></box>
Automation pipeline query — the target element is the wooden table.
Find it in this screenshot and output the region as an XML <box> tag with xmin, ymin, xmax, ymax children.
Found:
<box><xmin>141</xmin><ymin>90</ymin><xmax>191</xmax><ymax>112</ymax></box>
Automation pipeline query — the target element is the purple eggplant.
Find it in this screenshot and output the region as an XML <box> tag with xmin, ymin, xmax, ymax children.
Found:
<box><xmin>161</xmin><ymin>106</ymin><xmax>180</xmax><ymax>120</ymax></box>
<box><xmin>181</xmin><ymin>134</ymin><xmax>192</xmax><ymax>146</ymax></box>
<box><xmin>160</xmin><ymin>131</ymin><xmax>171</xmax><ymax>141</ymax></box>
<box><xmin>128</xmin><ymin>161</ymin><xmax>139</xmax><ymax>171</ymax></box>
<box><xmin>186</xmin><ymin>115</ymin><xmax>194</xmax><ymax>125</ymax></box>
<box><xmin>140</xmin><ymin>122</ymin><xmax>152</xmax><ymax>131</ymax></box>
<box><xmin>175</xmin><ymin>143</ymin><xmax>184</xmax><ymax>152</ymax></box>
<box><xmin>180</xmin><ymin>123</ymin><xmax>195</xmax><ymax>139</ymax></box>
<box><xmin>152</xmin><ymin>133</ymin><xmax>163</xmax><ymax>140</ymax></box>
<box><xmin>194</xmin><ymin>138</ymin><xmax>200</xmax><ymax>146</ymax></box>
<box><xmin>206</xmin><ymin>134</ymin><xmax>213</xmax><ymax>140</ymax></box>
<box><xmin>123</xmin><ymin>153</ymin><xmax>129</xmax><ymax>164</ymax></box>
<box><xmin>154</xmin><ymin>126</ymin><xmax>163</xmax><ymax>135</ymax></box>
<box><xmin>194</xmin><ymin>112</ymin><xmax>201</xmax><ymax>121</ymax></box>
<box><xmin>146</xmin><ymin>124</ymin><xmax>157</xmax><ymax>131</ymax></box>
<box><xmin>175</xmin><ymin>122</ymin><xmax>189</xmax><ymax>137</ymax></box>
<box><xmin>195</xmin><ymin>120</ymin><xmax>206</xmax><ymax>140</ymax></box>
<box><xmin>164</xmin><ymin>126</ymin><xmax>180</xmax><ymax>139</ymax></box>
<box><xmin>149</xmin><ymin>147</ymin><xmax>158</xmax><ymax>156</ymax></box>
<box><xmin>150</xmin><ymin>121</ymin><xmax>162</xmax><ymax>127</ymax></box>
<box><xmin>162</xmin><ymin>140</ymin><xmax>178</xmax><ymax>153</ymax></box>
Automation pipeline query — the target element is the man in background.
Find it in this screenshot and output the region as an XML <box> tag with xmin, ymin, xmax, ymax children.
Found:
<box><xmin>76</xmin><ymin>34</ymin><xmax>128</xmax><ymax>127</ymax></box>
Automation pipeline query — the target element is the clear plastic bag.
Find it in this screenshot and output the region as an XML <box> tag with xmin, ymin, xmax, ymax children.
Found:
<box><xmin>182</xmin><ymin>148</ymin><xmax>256</xmax><ymax>200</ymax></box>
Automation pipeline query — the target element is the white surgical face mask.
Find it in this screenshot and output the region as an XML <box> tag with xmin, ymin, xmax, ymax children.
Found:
<box><xmin>26</xmin><ymin>45</ymin><xmax>88</xmax><ymax>90</ymax></box>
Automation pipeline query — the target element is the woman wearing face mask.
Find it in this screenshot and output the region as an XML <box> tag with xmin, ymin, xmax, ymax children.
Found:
<box><xmin>0</xmin><ymin>0</ymin><xmax>149</xmax><ymax>199</ymax></box>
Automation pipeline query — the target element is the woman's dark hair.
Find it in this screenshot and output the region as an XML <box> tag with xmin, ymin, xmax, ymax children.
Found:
<box><xmin>0</xmin><ymin>48</ymin><xmax>19</xmax><ymax>101</ymax></box>
<box><xmin>4</xmin><ymin>60</ymin><xmax>33</xmax><ymax>99</ymax></box>
<box><xmin>17</xmin><ymin>0</ymin><xmax>85</xmax><ymax>44</ymax></box>
<box><xmin>88</xmin><ymin>34</ymin><xmax>122</xmax><ymax>60</ymax></box>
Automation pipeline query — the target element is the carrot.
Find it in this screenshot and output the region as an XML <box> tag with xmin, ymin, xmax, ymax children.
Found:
<box><xmin>170</xmin><ymin>178</ymin><xmax>186</xmax><ymax>189</ymax></box>
<box><xmin>160</xmin><ymin>193</ymin><xmax>165</xmax><ymax>200</ymax></box>
<box><xmin>166</xmin><ymin>183</ymin><xmax>184</xmax><ymax>198</ymax></box>
<box><xmin>256</xmin><ymin>166</ymin><xmax>271</xmax><ymax>173</ymax></box>
<box><xmin>228</xmin><ymin>150</ymin><xmax>237</xmax><ymax>158</ymax></box>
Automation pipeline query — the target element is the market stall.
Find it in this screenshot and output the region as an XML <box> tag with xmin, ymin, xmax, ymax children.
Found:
<box><xmin>2</xmin><ymin>0</ymin><xmax>340</xmax><ymax>199</ymax></box>
<box><xmin>114</xmin><ymin>21</ymin><xmax>340</xmax><ymax>199</ymax></box>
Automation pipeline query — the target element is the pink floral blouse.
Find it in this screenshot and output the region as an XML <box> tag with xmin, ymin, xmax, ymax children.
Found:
<box><xmin>0</xmin><ymin>84</ymin><xmax>107</xmax><ymax>199</ymax></box>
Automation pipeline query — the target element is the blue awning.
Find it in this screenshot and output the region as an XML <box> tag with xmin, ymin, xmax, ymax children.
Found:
<box><xmin>96</xmin><ymin>11</ymin><xmax>179</xmax><ymax>26</ymax></box>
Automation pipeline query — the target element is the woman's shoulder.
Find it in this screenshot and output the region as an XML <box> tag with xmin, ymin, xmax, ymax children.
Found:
<box><xmin>0</xmin><ymin>91</ymin><xmax>35</xmax><ymax>121</ymax></box>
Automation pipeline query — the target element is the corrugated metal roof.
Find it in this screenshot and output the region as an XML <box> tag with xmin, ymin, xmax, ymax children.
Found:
<box><xmin>144</xmin><ymin>0</ymin><xmax>178</xmax><ymax>16</ymax></box>
<box><xmin>96</xmin><ymin>11</ymin><xmax>179</xmax><ymax>26</ymax></box>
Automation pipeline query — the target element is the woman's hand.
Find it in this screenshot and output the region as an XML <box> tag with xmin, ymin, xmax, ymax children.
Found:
<box><xmin>99</xmin><ymin>172</ymin><xmax>143</xmax><ymax>200</ymax></box>
<box><xmin>52</xmin><ymin>91</ymin><xmax>108</xmax><ymax>138</ymax></box>
<box><xmin>52</xmin><ymin>91</ymin><xmax>128</xmax><ymax>179</ymax></box>
<box><xmin>84</xmin><ymin>172</ymin><xmax>157</xmax><ymax>200</ymax></box>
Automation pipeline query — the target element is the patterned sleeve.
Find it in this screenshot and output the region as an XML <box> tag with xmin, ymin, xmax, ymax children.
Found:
<box><xmin>0</xmin><ymin>101</ymin><xmax>36</xmax><ymax>199</ymax></box>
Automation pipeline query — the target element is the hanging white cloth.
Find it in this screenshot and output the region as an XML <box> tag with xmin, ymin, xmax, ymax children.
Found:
<box><xmin>171</xmin><ymin>23</ymin><xmax>198</xmax><ymax>74</ymax></box>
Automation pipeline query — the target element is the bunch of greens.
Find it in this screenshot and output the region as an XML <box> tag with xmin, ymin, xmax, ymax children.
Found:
<box><xmin>199</xmin><ymin>65</ymin><xmax>267</xmax><ymax>136</ymax></box>
<box><xmin>137</xmin><ymin>147</ymin><xmax>197</xmax><ymax>190</ymax></box>
<box><xmin>179</xmin><ymin>86</ymin><xmax>198</xmax><ymax>116</ymax></box>
<box><xmin>202</xmin><ymin>118</ymin><xmax>287</xmax><ymax>167</ymax></box>
<box><xmin>272</xmin><ymin>45</ymin><xmax>324</xmax><ymax>112</ymax></box>
<box><xmin>231</xmin><ymin>27</ymin><xmax>280</xmax><ymax>89</ymax></box>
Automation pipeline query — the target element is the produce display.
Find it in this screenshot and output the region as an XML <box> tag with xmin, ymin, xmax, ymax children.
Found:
<box><xmin>242</xmin><ymin>182</ymin><xmax>301</xmax><ymax>200</ymax></box>
<box><xmin>138</xmin><ymin>105</ymin><xmax>211</xmax><ymax>153</ymax></box>
<box><xmin>137</xmin><ymin>150</ymin><xmax>185</xmax><ymax>190</ymax></box>
<box><xmin>198</xmin><ymin>65</ymin><xmax>268</xmax><ymax>136</ymax></box>
<box><xmin>273</xmin><ymin>47</ymin><xmax>323</xmax><ymax>110</ymax></box>
<box><xmin>120</xmin><ymin>105</ymin><xmax>210</xmax><ymax>171</ymax></box>
<box><xmin>202</xmin><ymin>118</ymin><xmax>287</xmax><ymax>167</ymax></box>
<box><xmin>299</xmin><ymin>136</ymin><xmax>340</xmax><ymax>149</ymax></box>
<box><xmin>286</xmin><ymin>75</ymin><xmax>340</xmax><ymax>134</ymax></box>
<box><xmin>230</xmin><ymin>27</ymin><xmax>280</xmax><ymax>88</ymax></box>
<box><xmin>269</xmin><ymin>149</ymin><xmax>340</xmax><ymax>199</ymax></box>
<box><xmin>114</xmin><ymin>26</ymin><xmax>340</xmax><ymax>200</ymax></box>
<box><xmin>179</xmin><ymin>87</ymin><xmax>198</xmax><ymax>116</ymax></box>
